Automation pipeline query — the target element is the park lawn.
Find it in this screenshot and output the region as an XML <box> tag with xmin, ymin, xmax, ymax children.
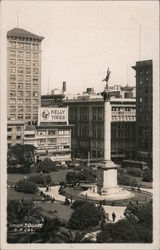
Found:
<box><xmin>7</xmin><ymin>189</ymin><xmax>41</xmax><ymax>201</ymax></box>
<box><xmin>7</xmin><ymin>169</ymin><xmax>71</xmax><ymax>185</ymax></box>
<box><xmin>36</xmin><ymin>202</ymin><xmax>73</xmax><ymax>222</ymax></box>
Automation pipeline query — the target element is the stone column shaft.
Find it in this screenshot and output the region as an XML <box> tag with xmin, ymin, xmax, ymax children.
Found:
<box><xmin>104</xmin><ymin>100</ymin><xmax>111</xmax><ymax>161</ymax></box>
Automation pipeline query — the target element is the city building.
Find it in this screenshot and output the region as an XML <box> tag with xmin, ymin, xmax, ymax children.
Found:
<box><xmin>132</xmin><ymin>60</ymin><xmax>152</xmax><ymax>166</ymax></box>
<box><xmin>64</xmin><ymin>94</ymin><xmax>136</xmax><ymax>163</ymax></box>
<box><xmin>7</xmin><ymin>28</ymin><xmax>44</xmax><ymax>125</ymax></box>
<box><xmin>24</xmin><ymin>125</ymin><xmax>36</xmax><ymax>146</ymax></box>
<box><xmin>35</xmin><ymin>107</ymin><xmax>72</xmax><ymax>163</ymax></box>
<box><xmin>7</xmin><ymin>120</ymin><xmax>25</xmax><ymax>147</ymax></box>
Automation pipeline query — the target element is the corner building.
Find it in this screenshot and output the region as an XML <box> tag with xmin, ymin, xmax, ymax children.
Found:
<box><xmin>132</xmin><ymin>60</ymin><xmax>152</xmax><ymax>166</ymax></box>
<box><xmin>7</xmin><ymin>28</ymin><xmax>44</xmax><ymax>125</ymax></box>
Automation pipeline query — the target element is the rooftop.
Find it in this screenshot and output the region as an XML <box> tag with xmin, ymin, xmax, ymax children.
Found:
<box><xmin>7</xmin><ymin>28</ymin><xmax>44</xmax><ymax>40</ymax></box>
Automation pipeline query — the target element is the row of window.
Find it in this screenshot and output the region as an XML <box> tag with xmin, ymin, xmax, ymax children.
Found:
<box><xmin>10</xmin><ymin>67</ymin><xmax>38</xmax><ymax>74</ymax></box>
<box><xmin>10</xmin><ymin>59</ymin><xmax>38</xmax><ymax>66</ymax></box>
<box><xmin>10</xmin><ymin>50</ymin><xmax>38</xmax><ymax>59</ymax></box>
<box><xmin>10</xmin><ymin>42</ymin><xmax>39</xmax><ymax>50</ymax></box>
<box><xmin>9</xmin><ymin>114</ymin><xmax>38</xmax><ymax>120</ymax></box>
<box><xmin>37</xmin><ymin>130</ymin><xmax>70</xmax><ymax>136</ymax></box>
<box><xmin>112</xmin><ymin>115</ymin><xmax>135</xmax><ymax>121</ymax></box>
<box><xmin>139</xmin><ymin>96</ymin><xmax>150</xmax><ymax>103</ymax></box>
<box><xmin>10</xmin><ymin>106</ymin><xmax>38</xmax><ymax>112</ymax></box>
<box><xmin>10</xmin><ymin>97</ymin><xmax>38</xmax><ymax>104</ymax></box>
<box><xmin>7</xmin><ymin>126</ymin><xmax>22</xmax><ymax>132</ymax></box>
<box><xmin>10</xmin><ymin>91</ymin><xmax>38</xmax><ymax>97</ymax></box>
<box><xmin>10</xmin><ymin>83</ymin><xmax>38</xmax><ymax>89</ymax></box>
<box><xmin>10</xmin><ymin>75</ymin><xmax>38</xmax><ymax>82</ymax></box>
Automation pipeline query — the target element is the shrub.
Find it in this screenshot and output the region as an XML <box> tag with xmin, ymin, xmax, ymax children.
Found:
<box><xmin>71</xmin><ymin>200</ymin><xmax>86</xmax><ymax>209</ymax></box>
<box><xmin>66</xmin><ymin>169</ymin><xmax>96</xmax><ymax>185</ymax></box>
<box><xmin>118</xmin><ymin>173</ymin><xmax>137</xmax><ymax>186</ymax></box>
<box><xmin>28</xmin><ymin>174</ymin><xmax>51</xmax><ymax>185</ymax></box>
<box><xmin>126</xmin><ymin>167</ymin><xmax>142</xmax><ymax>177</ymax></box>
<box><xmin>36</xmin><ymin>158</ymin><xmax>58</xmax><ymax>173</ymax></box>
<box><xmin>16</xmin><ymin>179</ymin><xmax>38</xmax><ymax>194</ymax></box>
<box><xmin>68</xmin><ymin>201</ymin><xmax>104</xmax><ymax>230</ymax></box>
<box><xmin>142</xmin><ymin>169</ymin><xmax>152</xmax><ymax>182</ymax></box>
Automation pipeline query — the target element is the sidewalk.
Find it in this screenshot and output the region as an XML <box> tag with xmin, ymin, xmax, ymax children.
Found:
<box><xmin>102</xmin><ymin>205</ymin><xmax>126</xmax><ymax>223</ymax></box>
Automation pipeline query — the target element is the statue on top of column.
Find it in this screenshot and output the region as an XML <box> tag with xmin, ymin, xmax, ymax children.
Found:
<box><xmin>102</xmin><ymin>67</ymin><xmax>111</xmax><ymax>91</ymax></box>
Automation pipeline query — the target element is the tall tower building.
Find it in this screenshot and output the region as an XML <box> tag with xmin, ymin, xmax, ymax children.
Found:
<box><xmin>7</xmin><ymin>28</ymin><xmax>44</xmax><ymax>125</ymax></box>
<box><xmin>132</xmin><ymin>60</ymin><xmax>153</xmax><ymax>167</ymax></box>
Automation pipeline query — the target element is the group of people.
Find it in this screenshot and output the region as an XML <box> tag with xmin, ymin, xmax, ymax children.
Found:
<box><xmin>105</xmin><ymin>211</ymin><xmax>116</xmax><ymax>222</ymax></box>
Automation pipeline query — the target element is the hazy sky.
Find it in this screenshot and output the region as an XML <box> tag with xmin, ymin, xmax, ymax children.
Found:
<box><xmin>1</xmin><ymin>0</ymin><xmax>159</xmax><ymax>94</ymax></box>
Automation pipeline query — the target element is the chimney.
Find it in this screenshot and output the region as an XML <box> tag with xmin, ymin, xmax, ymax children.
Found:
<box><xmin>63</xmin><ymin>81</ymin><xmax>66</xmax><ymax>92</ymax></box>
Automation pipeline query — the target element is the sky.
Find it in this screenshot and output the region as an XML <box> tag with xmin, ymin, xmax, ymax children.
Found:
<box><xmin>1</xmin><ymin>0</ymin><xmax>159</xmax><ymax>94</ymax></box>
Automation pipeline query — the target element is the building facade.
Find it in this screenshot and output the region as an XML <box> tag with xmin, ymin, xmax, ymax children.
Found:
<box><xmin>7</xmin><ymin>120</ymin><xmax>25</xmax><ymax>147</ymax></box>
<box><xmin>132</xmin><ymin>60</ymin><xmax>152</xmax><ymax>166</ymax></box>
<box><xmin>35</xmin><ymin>107</ymin><xmax>72</xmax><ymax>163</ymax></box>
<box><xmin>7</xmin><ymin>28</ymin><xmax>44</xmax><ymax>125</ymax></box>
<box><xmin>64</xmin><ymin>95</ymin><xmax>136</xmax><ymax>162</ymax></box>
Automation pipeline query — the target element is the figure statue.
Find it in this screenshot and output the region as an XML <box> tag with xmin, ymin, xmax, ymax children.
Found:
<box><xmin>102</xmin><ymin>67</ymin><xmax>111</xmax><ymax>90</ymax></box>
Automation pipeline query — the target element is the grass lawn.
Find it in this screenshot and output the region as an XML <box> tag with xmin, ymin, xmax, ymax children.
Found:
<box><xmin>35</xmin><ymin>202</ymin><xmax>73</xmax><ymax>222</ymax></box>
<box><xmin>7</xmin><ymin>169</ymin><xmax>71</xmax><ymax>185</ymax></box>
<box><xmin>8</xmin><ymin>189</ymin><xmax>41</xmax><ymax>201</ymax></box>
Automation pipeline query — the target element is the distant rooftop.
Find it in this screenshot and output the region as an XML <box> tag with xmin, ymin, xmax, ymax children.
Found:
<box><xmin>7</xmin><ymin>28</ymin><xmax>44</xmax><ymax>40</ymax></box>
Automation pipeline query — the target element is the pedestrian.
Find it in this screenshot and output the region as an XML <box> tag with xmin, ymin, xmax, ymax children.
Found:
<box><xmin>105</xmin><ymin>212</ymin><xmax>109</xmax><ymax>221</ymax></box>
<box><xmin>112</xmin><ymin>212</ymin><xmax>116</xmax><ymax>222</ymax></box>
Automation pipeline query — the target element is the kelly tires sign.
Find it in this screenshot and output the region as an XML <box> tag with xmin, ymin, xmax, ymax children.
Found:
<box><xmin>39</xmin><ymin>107</ymin><xmax>68</xmax><ymax>123</ymax></box>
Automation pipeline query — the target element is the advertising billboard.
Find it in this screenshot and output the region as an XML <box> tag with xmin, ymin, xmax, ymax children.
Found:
<box><xmin>39</xmin><ymin>107</ymin><xmax>68</xmax><ymax>124</ymax></box>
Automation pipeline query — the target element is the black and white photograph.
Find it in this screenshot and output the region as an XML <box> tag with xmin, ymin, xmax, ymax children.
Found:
<box><xmin>0</xmin><ymin>0</ymin><xmax>159</xmax><ymax>249</ymax></box>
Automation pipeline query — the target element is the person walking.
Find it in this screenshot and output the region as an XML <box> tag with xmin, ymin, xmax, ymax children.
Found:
<box><xmin>112</xmin><ymin>212</ymin><xmax>116</xmax><ymax>222</ymax></box>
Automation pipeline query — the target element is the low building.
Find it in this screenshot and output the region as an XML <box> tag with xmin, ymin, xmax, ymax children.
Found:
<box><xmin>7</xmin><ymin>120</ymin><xmax>25</xmax><ymax>147</ymax></box>
<box><xmin>64</xmin><ymin>95</ymin><xmax>136</xmax><ymax>162</ymax></box>
<box><xmin>35</xmin><ymin>107</ymin><xmax>72</xmax><ymax>163</ymax></box>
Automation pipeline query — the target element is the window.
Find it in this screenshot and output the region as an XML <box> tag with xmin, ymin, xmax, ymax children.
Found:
<box><xmin>10</xmin><ymin>91</ymin><xmax>16</xmax><ymax>96</ymax></box>
<box><xmin>17</xmin><ymin>60</ymin><xmax>23</xmax><ymax>66</ymax></box>
<box><xmin>18</xmin><ymin>83</ymin><xmax>23</xmax><ymax>89</ymax></box>
<box><xmin>25</xmin><ymin>99</ymin><xmax>31</xmax><ymax>105</ymax></box>
<box><xmin>33</xmin><ymin>106</ymin><xmax>38</xmax><ymax>111</ymax></box>
<box><xmin>18</xmin><ymin>51</ymin><xmax>23</xmax><ymax>58</ymax></box>
<box><xmin>17</xmin><ymin>42</ymin><xmax>24</xmax><ymax>49</ymax></box>
<box><xmin>18</xmin><ymin>106</ymin><xmax>23</xmax><ymax>112</ymax></box>
<box><xmin>10</xmin><ymin>75</ymin><xmax>16</xmax><ymax>81</ymax></box>
<box><xmin>24</xmin><ymin>43</ymin><xmax>31</xmax><ymax>49</ymax></box>
<box><xmin>25</xmin><ymin>83</ymin><xmax>31</xmax><ymax>89</ymax></box>
<box><xmin>33</xmin><ymin>76</ymin><xmax>38</xmax><ymax>82</ymax></box>
<box><xmin>10</xmin><ymin>83</ymin><xmax>16</xmax><ymax>89</ymax></box>
<box><xmin>33</xmin><ymin>91</ymin><xmax>38</xmax><ymax>97</ymax></box>
<box><xmin>25</xmin><ymin>76</ymin><xmax>31</xmax><ymax>82</ymax></box>
<box><xmin>10</xmin><ymin>114</ymin><xmax>16</xmax><ymax>120</ymax></box>
<box><xmin>18</xmin><ymin>115</ymin><xmax>23</xmax><ymax>120</ymax></box>
<box><xmin>145</xmin><ymin>115</ymin><xmax>149</xmax><ymax>121</ymax></box>
<box><xmin>33</xmin><ymin>84</ymin><xmax>38</xmax><ymax>89</ymax></box>
<box><xmin>17</xmin><ymin>67</ymin><xmax>23</xmax><ymax>74</ymax></box>
<box><xmin>145</xmin><ymin>69</ymin><xmax>149</xmax><ymax>75</ymax></box>
<box><xmin>10</xmin><ymin>99</ymin><xmax>16</xmax><ymax>104</ymax></box>
<box><xmin>26</xmin><ymin>60</ymin><xmax>31</xmax><ymax>66</ymax></box>
<box><xmin>26</xmin><ymin>52</ymin><xmax>31</xmax><ymax>58</ymax></box>
<box><xmin>145</xmin><ymin>87</ymin><xmax>149</xmax><ymax>94</ymax></box>
<box><xmin>33</xmin><ymin>53</ymin><xmax>38</xmax><ymax>59</ymax></box>
<box><xmin>145</xmin><ymin>96</ymin><xmax>149</xmax><ymax>103</ymax></box>
<box><xmin>7</xmin><ymin>127</ymin><xmax>12</xmax><ymax>132</ymax></box>
<box><xmin>10</xmin><ymin>67</ymin><xmax>16</xmax><ymax>73</ymax></box>
<box><xmin>26</xmin><ymin>68</ymin><xmax>31</xmax><ymax>74</ymax></box>
<box><xmin>25</xmin><ymin>91</ymin><xmax>31</xmax><ymax>97</ymax></box>
<box><xmin>10</xmin><ymin>50</ymin><xmax>16</xmax><ymax>57</ymax></box>
<box><xmin>26</xmin><ymin>106</ymin><xmax>31</xmax><ymax>112</ymax></box>
<box><xmin>139</xmin><ymin>97</ymin><xmax>142</xmax><ymax>103</ymax></box>
<box><xmin>33</xmin><ymin>115</ymin><xmax>38</xmax><ymax>120</ymax></box>
<box><xmin>10</xmin><ymin>42</ymin><xmax>16</xmax><ymax>48</ymax></box>
<box><xmin>25</xmin><ymin>115</ymin><xmax>31</xmax><ymax>120</ymax></box>
<box><xmin>18</xmin><ymin>75</ymin><xmax>23</xmax><ymax>81</ymax></box>
<box><xmin>10</xmin><ymin>106</ymin><xmax>16</xmax><ymax>112</ymax></box>
<box><xmin>18</xmin><ymin>91</ymin><xmax>23</xmax><ymax>97</ymax></box>
<box><xmin>33</xmin><ymin>61</ymin><xmax>38</xmax><ymax>66</ymax></box>
<box><xmin>10</xmin><ymin>59</ymin><xmax>16</xmax><ymax>65</ymax></box>
<box><xmin>33</xmin><ymin>99</ymin><xmax>38</xmax><ymax>104</ymax></box>
<box><xmin>17</xmin><ymin>99</ymin><xmax>23</xmax><ymax>105</ymax></box>
<box><xmin>33</xmin><ymin>68</ymin><xmax>38</xmax><ymax>74</ymax></box>
<box><xmin>16</xmin><ymin>135</ymin><xmax>21</xmax><ymax>140</ymax></box>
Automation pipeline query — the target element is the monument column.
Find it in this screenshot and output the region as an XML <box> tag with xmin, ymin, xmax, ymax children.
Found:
<box><xmin>97</xmin><ymin>68</ymin><xmax>118</xmax><ymax>195</ymax></box>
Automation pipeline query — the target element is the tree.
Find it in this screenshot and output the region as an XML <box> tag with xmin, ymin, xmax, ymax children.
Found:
<box><xmin>66</xmin><ymin>169</ymin><xmax>96</xmax><ymax>185</ymax></box>
<box><xmin>97</xmin><ymin>202</ymin><xmax>152</xmax><ymax>243</ymax></box>
<box><xmin>36</xmin><ymin>158</ymin><xmax>58</xmax><ymax>173</ymax></box>
<box><xmin>8</xmin><ymin>144</ymin><xmax>35</xmax><ymax>172</ymax></box>
<box><xmin>118</xmin><ymin>173</ymin><xmax>137</xmax><ymax>186</ymax></box>
<box><xmin>142</xmin><ymin>169</ymin><xmax>152</xmax><ymax>182</ymax></box>
<box><xmin>68</xmin><ymin>201</ymin><xmax>104</xmax><ymax>230</ymax></box>
<box><xmin>16</xmin><ymin>179</ymin><xmax>38</xmax><ymax>194</ymax></box>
